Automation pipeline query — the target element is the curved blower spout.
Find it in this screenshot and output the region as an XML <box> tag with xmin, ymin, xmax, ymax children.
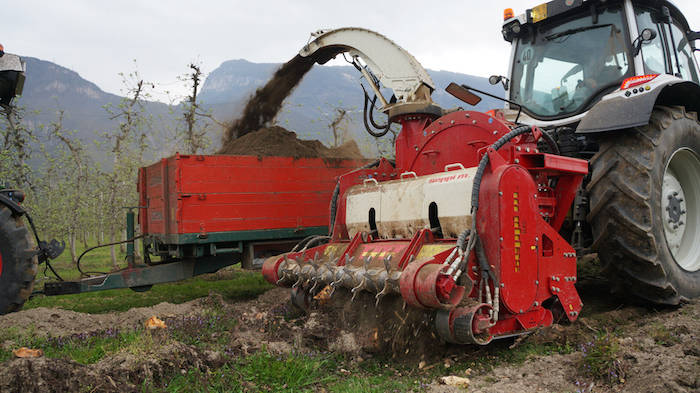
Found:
<box><xmin>300</xmin><ymin>27</ymin><xmax>443</xmax><ymax>121</ymax></box>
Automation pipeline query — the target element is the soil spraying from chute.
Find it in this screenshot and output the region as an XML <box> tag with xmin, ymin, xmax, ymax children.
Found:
<box><xmin>217</xmin><ymin>54</ymin><xmax>364</xmax><ymax>159</ymax></box>
<box><xmin>221</xmin><ymin>55</ymin><xmax>314</xmax><ymax>144</ymax></box>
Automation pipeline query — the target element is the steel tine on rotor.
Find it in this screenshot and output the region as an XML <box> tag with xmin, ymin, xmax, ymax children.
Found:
<box><xmin>292</xmin><ymin>276</ymin><xmax>304</xmax><ymax>289</ymax></box>
<box><xmin>324</xmin><ymin>263</ymin><xmax>334</xmax><ymax>273</ymax></box>
<box><xmin>309</xmin><ymin>276</ymin><xmax>321</xmax><ymax>294</ymax></box>
<box><xmin>276</xmin><ymin>270</ymin><xmax>288</xmax><ymax>285</ymax></box>
<box><xmin>375</xmin><ymin>283</ymin><xmax>391</xmax><ymax>307</ymax></box>
<box><xmin>329</xmin><ymin>267</ymin><xmax>345</xmax><ymax>296</ymax></box>
<box><xmin>351</xmin><ymin>276</ymin><xmax>366</xmax><ymax>302</ymax></box>
<box><xmin>383</xmin><ymin>254</ymin><xmax>392</xmax><ymax>273</ymax></box>
<box><xmin>324</xmin><ymin>257</ymin><xmax>340</xmax><ymax>277</ymax></box>
<box><xmin>330</xmin><ymin>266</ymin><xmax>344</xmax><ymax>285</ymax></box>
<box><xmin>364</xmin><ymin>255</ymin><xmax>371</xmax><ymax>271</ymax></box>
<box><xmin>310</xmin><ymin>251</ymin><xmax>320</xmax><ymax>269</ymax></box>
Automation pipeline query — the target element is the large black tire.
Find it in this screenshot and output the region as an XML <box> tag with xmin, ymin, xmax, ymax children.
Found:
<box><xmin>587</xmin><ymin>106</ymin><xmax>700</xmax><ymax>305</ymax></box>
<box><xmin>0</xmin><ymin>204</ymin><xmax>38</xmax><ymax>314</ymax></box>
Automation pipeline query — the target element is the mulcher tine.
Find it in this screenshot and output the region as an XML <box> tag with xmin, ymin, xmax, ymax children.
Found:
<box><xmin>350</xmin><ymin>276</ymin><xmax>366</xmax><ymax>302</ymax></box>
<box><xmin>383</xmin><ymin>254</ymin><xmax>392</xmax><ymax>273</ymax></box>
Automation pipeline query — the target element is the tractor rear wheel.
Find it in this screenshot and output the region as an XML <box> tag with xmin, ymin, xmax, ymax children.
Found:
<box><xmin>586</xmin><ymin>106</ymin><xmax>700</xmax><ymax>305</ymax></box>
<box><xmin>0</xmin><ymin>204</ymin><xmax>38</xmax><ymax>315</ymax></box>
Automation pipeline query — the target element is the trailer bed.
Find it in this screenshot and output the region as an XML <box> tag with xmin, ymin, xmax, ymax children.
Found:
<box><xmin>138</xmin><ymin>153</ymin><xmax>369</xmax><ymax>266</ymax></box>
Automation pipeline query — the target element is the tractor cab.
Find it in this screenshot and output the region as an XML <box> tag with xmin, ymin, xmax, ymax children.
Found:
<box><xmin>500</xmin><ymin>0</ymin><xmax>700</xmax><ymax>125</ymax></box>
<box><xmin>0</xmin><ymin>51</ymin><xmax>26</xmax><ymax>108</ymax></box>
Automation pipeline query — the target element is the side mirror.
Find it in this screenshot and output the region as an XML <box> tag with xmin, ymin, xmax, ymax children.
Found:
<box><xmin>489</xmin><ymin>75</ymin><xmax>510</xmax><ymax>90</ymax></box>
<box><xmin>446</xmin><ymin>83</ymin><xmax>482</xmax><ymax>106</ymax></box>
<box><xmin>633</xmin><ymin>28</ymin><xmax>658</xmax><ymax>56</ymax></box>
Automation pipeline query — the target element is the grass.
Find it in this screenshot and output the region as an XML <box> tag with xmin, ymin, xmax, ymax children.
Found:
<box><xmin>0</xmin><ymin>324</ymin><xmax>142</xmax><ymax>363</ymax></box>
<box><xmin>164</xmin><ymin>350</ymin><xmax>346</xmax><ymax>392</ymax></box>
<box><xmin>577</xmin><ymin>331</ymin><xmax>625</xmax><ymax>385</ymax></box>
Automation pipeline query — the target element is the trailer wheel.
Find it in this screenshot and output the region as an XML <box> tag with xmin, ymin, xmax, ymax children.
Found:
<box><xmin>0</xmin><ymin>204</ymin><xmax>38</xmax><ymax>315</ymax></box>
<box><xmin>586</xmin><ymin>106</ymin><xmax>700</xmax><ymax>305</ymax></box>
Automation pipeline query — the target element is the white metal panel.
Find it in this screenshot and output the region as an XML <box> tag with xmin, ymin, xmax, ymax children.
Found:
<box><xmin>345</xmin><ymin>167</ymin><xmax>476</xmax><ymax>239</ymax></box>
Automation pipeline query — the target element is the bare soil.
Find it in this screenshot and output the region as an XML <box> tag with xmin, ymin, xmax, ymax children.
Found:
<box><xmin>2</xmin><ymin>274</ymin><xmax>700</xmax><ymax>392</ymax></box>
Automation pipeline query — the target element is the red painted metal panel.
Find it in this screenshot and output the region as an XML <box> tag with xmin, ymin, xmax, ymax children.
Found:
<box><xmin>138</xmin><ymin>154</ymin><xmax>369</xmax><ymax>237</ymax></box>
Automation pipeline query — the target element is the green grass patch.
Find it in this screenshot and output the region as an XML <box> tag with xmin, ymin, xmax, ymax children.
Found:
<box><xmin>650</xmin><ymin>323</ymin><xmax>682</xmax><ymax>346</ymax></box>
<box><xmin>328</xmin><ymin>372</ymin><xmax>427</xmax><ymax>392</ymax></box>
<box><xmin>0</xmin><ymin>325</ymin><xmax>142</xmax><ymax>364</ymax></box>
<box><xmin>165</xmin><ymin>349</ymin><xmax>342</xmax><ymax>392</ymax></box>
<box><xmin>578</xmin><ymin>331</ymin><xmax>625</xmax><ymax>384</ymax></box>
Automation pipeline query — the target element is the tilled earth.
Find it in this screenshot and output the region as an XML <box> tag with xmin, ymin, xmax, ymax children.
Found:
<box><xmin>1</xmin><ymin>273</ymin><xmax>700</xmax><ymax>392</ymax></box>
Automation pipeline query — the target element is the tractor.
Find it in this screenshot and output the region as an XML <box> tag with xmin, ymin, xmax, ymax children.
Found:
<box><xmin>0</xmin><ymin>50</ymin><xmax>64</xmax><ymax>315</ymax></box>
<box><xmin>263</xmin><ymin>0</ymin><xmax>700</xmax><ymax>345</ymax></box>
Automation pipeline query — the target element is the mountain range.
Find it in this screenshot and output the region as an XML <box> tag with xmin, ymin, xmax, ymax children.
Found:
<box><xmin>15</xmin><ymin>56</ymin><xmax>505</xmax><ymax>162</ymax></box>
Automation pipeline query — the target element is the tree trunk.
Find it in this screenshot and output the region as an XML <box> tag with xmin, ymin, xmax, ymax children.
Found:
<box><xmin>110</xmin><ymin>228</ymin><xmax>118</xmax><ymax>270</ymax></box>
<box><xmin>69</xmin><ymin>231</ymin><xmax>78</xmax><ymax>263</ymax></box>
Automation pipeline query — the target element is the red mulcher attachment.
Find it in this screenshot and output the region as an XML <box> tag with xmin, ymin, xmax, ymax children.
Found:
<box><xmin>263</xmin><ymin>109</ymin><xmax>588</xmax><ymax>345</ymax></box>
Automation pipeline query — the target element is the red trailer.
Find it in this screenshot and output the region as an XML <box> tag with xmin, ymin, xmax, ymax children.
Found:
<box><xmin>41</xmin><ymin>153</ymin><xmax>369</xmax><ymax>296</ymax></box>
<box><xmin>138</xmin><ymin>153</ymin><xmax>370</xmax><ymax>269</ymax></box>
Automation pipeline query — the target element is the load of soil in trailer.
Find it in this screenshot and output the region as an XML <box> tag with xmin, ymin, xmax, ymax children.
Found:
<box><xmin>218</xmin><ymin>125</ymin><xmax>365</xmax><ymax>159</ymax></box>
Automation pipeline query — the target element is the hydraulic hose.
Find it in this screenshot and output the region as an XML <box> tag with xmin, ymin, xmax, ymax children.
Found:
<box><xmin>75</xmin><ymin>235</ymin><xmax>146</xmax><ymax>277</ymax></box>
<box><xmin>291</xmin><ymin>235</ymin><xmax>319</xmax><ymax>252</ymax></box>
<box><xmin>455</xmin><ymin>125</ymin><xmax>534</xmax><ymax>272</ymax></box>
<box><xmin>470</xmin><ymin>125</ymin><xmax>532</xmax><ymax>212</ymax></box>
<box><xmin>363</xmin><ymin>92</ymin><xmax>391</xmax><ymax>137</ymax></box>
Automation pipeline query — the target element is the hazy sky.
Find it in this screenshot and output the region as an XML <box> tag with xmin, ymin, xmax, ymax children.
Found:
<box><xmin>4</xmin><ymin>0</ymin><xmax>700</xmax><ymax>102</ymax></box>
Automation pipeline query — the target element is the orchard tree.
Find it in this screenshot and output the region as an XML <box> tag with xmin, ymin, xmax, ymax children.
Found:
<box><xmin>166</xmin><ymin>62</ymin><xmax>223</xmax><ymax>154</ymax></box>
<box><xmin>314</xmin><ymin>101</ymin><xmax>356</xmax><ymax>147</ymax></box>
<box><xmin>98</xmin><ymin>68</ymin><xmax>155</xmax><ymax>269</ymax></box>
<box><xmin>0</xmin><ymin>104</ymin><xmax>39</xmax><ymax>190</ymax></box>
<box><xmin>33</xmin><ymin>104</ymin><xmax>97</xmax><ymax>263</ymax></box>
